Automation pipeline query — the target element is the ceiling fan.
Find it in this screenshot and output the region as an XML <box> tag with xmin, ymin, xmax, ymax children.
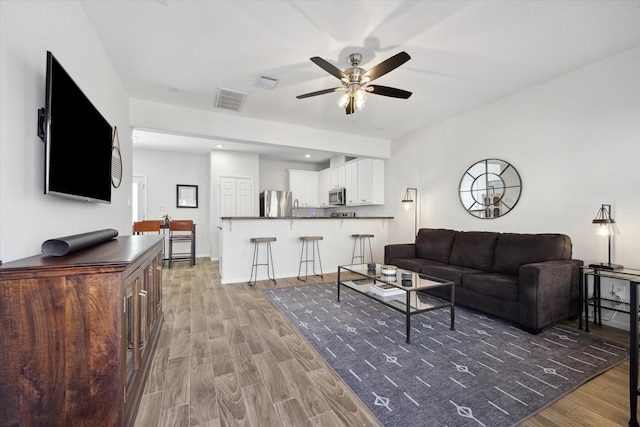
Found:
<box><xmin>296</xmin><ymin>51</ymin><xmax>412</xmax><ymax>115</ymax></box>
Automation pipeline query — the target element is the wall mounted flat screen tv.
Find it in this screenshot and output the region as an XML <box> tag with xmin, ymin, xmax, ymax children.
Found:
<box><xmin>39</xmin><ymin>51</ymin><xmax>113</xmax><ymax>203</ymax></box>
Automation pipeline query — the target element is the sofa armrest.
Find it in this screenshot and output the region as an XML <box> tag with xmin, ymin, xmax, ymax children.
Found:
<box><xmin>518</xmin><ymin>259</ymin><xmax>583</xmax><ymax>331</ymax></box>
<box><xmin>384</xmin><ymin>243</ymin><xmax>416</xmax><ymax>265</ymax></box>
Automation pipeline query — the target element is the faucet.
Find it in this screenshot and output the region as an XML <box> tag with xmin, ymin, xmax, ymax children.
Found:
<box><xmin>293</xmin><ymin>199</ymin><xmax>299</xmax><ymax>217</ymax></box>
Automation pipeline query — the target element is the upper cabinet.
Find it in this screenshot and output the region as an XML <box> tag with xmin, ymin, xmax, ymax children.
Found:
<box><xmin>346</xmin><ymin>158</ymin><xmax>385</xmax><ymax>206</ymax></box>
<box><xmin>330</xmin><ymin>165</ymin><xmax>346</xmax><ymax>189</ymax></box>
<box><xmin>289</xmin><ymin>169</ymin><xmax>319</xmax><ymax>207</ymax></box>
<box><xmin>300</xmin><ymin>159</ymin><xmax>384</xmax><ymax>208</ymax></box>
<box><xmin>345</xmin><ymin>162</ymin><xmax>357</xmax><ymax>204</ymax></box>
<box><xmin>318</xmin><ymin>169</ymin><xmax>330</xmax><ymax>207</ymax></box>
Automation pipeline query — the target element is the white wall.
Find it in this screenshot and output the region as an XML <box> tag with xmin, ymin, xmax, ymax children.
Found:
<box><xmin>259</xmin><ymin>159</ymin><xmax>326</xmax><ymax>193</ymax></box>
<box><xmin>0</xmin><ymin>1</ymin><xmax>132</xmax><ymax>262</ymax></box>
<box><xmin>387</xmin><ymin>47</ymin><xmax>640</xmax><ymax>328</ymax></box>
<box><xmin>130</xmin><ymin>99</ymin><xmax>391</xmax><ymax>159</ymax></box>
<box><xmin>133</xmin><ymin>148</ymin><xmax>210</xmax><ymax>258</ymax></box>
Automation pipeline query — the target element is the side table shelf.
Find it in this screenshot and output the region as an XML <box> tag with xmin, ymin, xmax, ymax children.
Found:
<box><xmin>580</xmin><ymin>266</ymin><xmax>640</xmax><ymax>427</ymax></box>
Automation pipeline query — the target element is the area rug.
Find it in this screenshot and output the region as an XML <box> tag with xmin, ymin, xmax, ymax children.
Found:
<box><xmin>264</xmin><ymin>282</ymin><xmax>628</xmax><ymax>427</ymax></box>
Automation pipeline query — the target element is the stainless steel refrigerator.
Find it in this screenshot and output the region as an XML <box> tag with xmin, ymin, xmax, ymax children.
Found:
<box><xmin>260</xmin><ymin>190</ymin><xmax>292</xmax><ymax>217</ymax></box>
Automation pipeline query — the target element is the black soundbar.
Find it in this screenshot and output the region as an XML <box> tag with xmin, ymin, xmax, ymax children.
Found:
<box><xmin>41</xmin><ymin>228</ymin><xmax>118</xmax><ymax>256</ymax></box>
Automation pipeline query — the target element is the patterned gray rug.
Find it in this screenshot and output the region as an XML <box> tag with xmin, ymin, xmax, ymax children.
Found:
<box><xmin>264</xmin><ymin>282</ymin><xmax>628</xmax><ymax>427</ymax></box>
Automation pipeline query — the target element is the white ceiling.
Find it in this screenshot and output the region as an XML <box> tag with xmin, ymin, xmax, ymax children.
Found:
<box><xmin>81</xmin><ymin>0</ymin><xmax>640</xmax><ymax>163</ymax></box>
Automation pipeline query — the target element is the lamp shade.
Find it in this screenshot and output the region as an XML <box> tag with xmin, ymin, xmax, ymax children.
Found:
<box><xmin>589</xmin><ymin>203</ymin><xmax>623</xmax><ymax>270</ymax></box>
<box><xmin>336</xmin><ymin>92</ymin><xmax>348</xmax><ymax>108</ymax></box>
<box><xmin>402</xmin><ymin>188</ymin><xmax>414</xmax><ymax>210</ymax></box>
<box><xmin>591</xmin><ymin>204</ymin><xmax>620</xmax><ymax>236</ymax></box>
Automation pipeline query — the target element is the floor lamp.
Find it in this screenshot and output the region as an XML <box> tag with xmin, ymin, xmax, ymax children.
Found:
<box><xmin>401</xmin><ymin>187</ymin><xmax>418</xmax><ymax>237</ymax></box>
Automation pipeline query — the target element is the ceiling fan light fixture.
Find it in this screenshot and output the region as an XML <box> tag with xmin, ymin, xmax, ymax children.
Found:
<box><xmin>354</xmin><ymin>89</ymin><xmax>367</xmax><ymax>110</ymax></box>
<box><xmin>298</xmin><ymin>51</ymin><xmax>411</xmax><ymax>113</ymax></box>
<box><xmin>337</xmin><ymin>92</ymin><xmax>350</xmax><ymax>108</ymax></box>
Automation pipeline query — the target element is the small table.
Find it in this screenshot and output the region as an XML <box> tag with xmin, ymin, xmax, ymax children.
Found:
<box><xmin>580</xmin><ymin>266</ymin><xmax>640</xmax><ymax>427</ymax></box>
<box><xmin>337</xmin><ymin>263</ymin><xmax>455</xmax><ymax>343</ymax></box>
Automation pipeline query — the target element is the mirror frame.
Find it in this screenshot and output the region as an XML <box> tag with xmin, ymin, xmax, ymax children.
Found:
<box><xmin>458</xmin><ymin>159</ymin><xmax>522</xmax><ymax>219</ymax></box>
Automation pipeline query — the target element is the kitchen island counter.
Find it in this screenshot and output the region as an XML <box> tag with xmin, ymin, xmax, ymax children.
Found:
<box><xmin>221</xmin><ymin>216</ymin><xmax>393</xmax><ymax>220</ymax></box>
<box><xmin>219</xmin><ymin>216</ymin><xmax>393</xmax><ymax>284</ymax></box>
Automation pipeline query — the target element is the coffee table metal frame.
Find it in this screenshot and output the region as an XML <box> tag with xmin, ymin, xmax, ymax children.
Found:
<box><xmin>337</xmin><ymin>263</ymin><xmax>455</xmax><ymax>343</ymax></box>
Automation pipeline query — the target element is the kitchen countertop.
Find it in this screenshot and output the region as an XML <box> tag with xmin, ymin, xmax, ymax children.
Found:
<box><xmin>221</xmin><ymin>216</ymin><xmax>394</xmax><ymax>220</ymax></box>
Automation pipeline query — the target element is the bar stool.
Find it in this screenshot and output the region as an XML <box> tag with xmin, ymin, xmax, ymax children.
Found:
<box><xmin>297</xmin><ymin>236</ymin><xmax>324</xmax><ymax>281</ymax></box>
<box><xmin>168</xmin><ymin>220</ymin><xmax>194</xmax><ymax>269</ymax></box>
<box><xmin>248</xmin><ymin>237</ymin><xmax>276</xmax><ymax>286</ymax></box>
<box><xmin>351</xmin><ymin>233</ymin><xmax>374</xmax><ymax>264</ymax></box>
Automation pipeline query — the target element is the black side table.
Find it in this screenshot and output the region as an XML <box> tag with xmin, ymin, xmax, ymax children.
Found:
<box><xmin>581</xmin><ymin>266</ymin><xmax>640</xmax><ymax>426</ymax></box>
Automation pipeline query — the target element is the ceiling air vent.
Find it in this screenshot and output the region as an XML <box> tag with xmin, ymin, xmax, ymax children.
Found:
<box><xmin>254</xmin><ymin>75</ymin><xmax>279</xmax><ymax>89</ymax></box>
<box><xmin>215</xmin><ymin>88</ymin><xmax>248</xmax><ymax>112</ymax></box>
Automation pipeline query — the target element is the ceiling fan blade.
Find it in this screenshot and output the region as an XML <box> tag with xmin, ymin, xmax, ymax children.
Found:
<box><xmin>362</xmin><ymin>51</ymin><xmax>411</xmax><ymax>82</ymax></box>
<box><xmin>366</xmin><ymin>85</ymin><xmax>412</xmax><ymax>99</ymax></box>
<box><xmin>310</xmin><ymin>57</ymin><xmax>348</xmax><ymax>81</ymax></box>
<box><xmin>296</xmin><ymin>87</ymin><xmax>343</xmax><ymax>99</ymax></box>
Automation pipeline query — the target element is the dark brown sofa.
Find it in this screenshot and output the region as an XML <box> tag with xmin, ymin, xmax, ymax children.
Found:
<box><xmin>384</xmin><ymin>228</ymin><xmax>583</xmax><ymax>333</ymax></box>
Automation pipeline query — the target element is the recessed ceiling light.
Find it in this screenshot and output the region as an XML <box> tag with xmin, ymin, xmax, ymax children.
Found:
<box><xmin>216</xmin><ymin>144</ymin><xmax>223</xmax><ymax>149</ymax></box>
<box><xmin>305</xmin><ymin>154</ymin><xmax>311</xmax><ymax>158</ymax></box>
<box><xmin>255</xmin><ymin>76</ymin><xmax>279</xmax><ymax>90</ymax></box>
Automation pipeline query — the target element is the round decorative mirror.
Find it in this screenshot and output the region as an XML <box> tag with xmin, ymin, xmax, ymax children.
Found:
<box><xmin>459</xmin><ymin>159</ymin><xmax>522</xmax><ymax>219</ymax></box>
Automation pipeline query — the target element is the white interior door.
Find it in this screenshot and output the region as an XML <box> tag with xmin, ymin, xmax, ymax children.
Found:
<box><xmin>236</xmin><ymin>178</ymin><xmax>253</xmax><ymax>216</ymax></box>
<box><xmin>132</xmin><ymin>175</ymin><xmax>146</xmax><ymax>222</ymax></box>
<box><xmin>219</xmin><ymin>176</ymin><xmax>253</xmax><ymax>217</ymax></box>
<box><xmin>220</xmin><ymin>177</ymin><xmax>237</xmax><ymax>217</ymax></box>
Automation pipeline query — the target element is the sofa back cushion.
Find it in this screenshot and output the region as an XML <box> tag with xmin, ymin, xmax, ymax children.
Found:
<box><xmin>491</xmin><ymin>233</ymin><xmax>572</xmax><ymax>276</ymax></box>
<box><xmin>448</xmin><ymin>231</ymin><xmax>498</xmax><ymax>271</ymax></box>
<box><xmin>415</xmin><ymin>228</ymin><xmax>456</xmax><ymax>264</ymax></box>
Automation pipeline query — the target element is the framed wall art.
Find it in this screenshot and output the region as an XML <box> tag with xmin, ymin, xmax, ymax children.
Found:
<box><xmin>177</xmin><ymin>184</ymin><xmax>198</xmax><ymax>208</ymax></box>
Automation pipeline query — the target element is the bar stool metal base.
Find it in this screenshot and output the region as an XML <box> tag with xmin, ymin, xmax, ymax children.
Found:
<box><xmin>351</xmin><ymin>233</ymin><xmax>374</xmax><ymax>265</ymax></box>
<box><xmin>297</xmin><ymin>236</ymin><xmax>324</xmax><ymax>281</ymax></box>
<box><xmin>248</xmin><ymin>237</ymin><xmax>277</xmax><ymax>286</ymax></box>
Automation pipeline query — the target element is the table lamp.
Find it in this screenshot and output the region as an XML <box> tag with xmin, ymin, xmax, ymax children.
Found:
<box><xmin>589</xmin><ymin>203</ymin><xmax>623</xmax><ymax>270</ymax></box>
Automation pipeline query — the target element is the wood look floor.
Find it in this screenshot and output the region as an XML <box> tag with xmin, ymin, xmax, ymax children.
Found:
<box><xmin>134</xmin><ymin>258</ymin><xmax>633</xmax><ymax>427</ymax></box>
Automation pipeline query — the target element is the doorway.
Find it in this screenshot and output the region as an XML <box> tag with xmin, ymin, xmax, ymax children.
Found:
<box><xmin>132</xmin><ymin>175</ymin><xmax>147</xmax><ymax>222</ymax></box>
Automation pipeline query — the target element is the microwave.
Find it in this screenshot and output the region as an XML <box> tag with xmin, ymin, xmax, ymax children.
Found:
<box><xmin>329</xmin><ymin>188</ymin><xmax>346</xmax><ymax>205</ymax></box>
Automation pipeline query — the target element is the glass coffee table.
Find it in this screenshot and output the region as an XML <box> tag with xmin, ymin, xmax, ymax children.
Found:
<box><xmin>337</xmin><ymin>263</ymin><xmax>455</xmax><ymax>343</ymax></box>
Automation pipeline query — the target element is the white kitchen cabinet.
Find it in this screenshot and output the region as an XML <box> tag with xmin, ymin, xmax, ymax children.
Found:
<box><xmin>356</xmin><ymin>158</ymin><xmax>380</xmax><ymax>204</ymax></box>
<box><xmin>344</xmin><ymin>159</ymin><xmax>385</xmax><ymax>205</ymax></box>
<box><xmin>318</xmin><ymin>169</ymin><xmax>330</xmax><ymax>207</ymax></box>
<box><xmin>289</xmin><ymin>169</ymin><xmax>319</xmax><ymax>207</ymax></box>
<box><xmin>330</xmin><ymin>165</ymin><xmax>346</xmax><ymax>189</ymax></box>
<box><xmin>345</xmin><ymin>162</ymin><xmax>358</xmax><ymax>204</ymax></box>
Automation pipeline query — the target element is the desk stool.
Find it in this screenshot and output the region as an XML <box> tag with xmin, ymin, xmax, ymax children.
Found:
<box><xmin>248</xmin><ymin>237</ymin><xmax>276</xmax><ymax>286</ymax></box>
<box><xmin>297</xmin><ymin>236</ymin><xmax>324</xmax><ymax>281</ymax></box>
<box><xmin>351</xmin><ymin>233</ymin><xmax>374</xmax><ymax>264</ymax></box>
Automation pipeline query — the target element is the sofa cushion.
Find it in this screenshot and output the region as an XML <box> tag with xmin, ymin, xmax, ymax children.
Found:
<box><xmin>462</xmin><ymin>273</ymin><xmax>519</xmax><ymax>302</ymax></box>
<box><xmin>420</xmin><ymin>264</ymin><xmax>483</xmax><ymax>286</ymax></box>
<box><xmin>391</xmin><ymin>258</ymin><xmax>446</xmax><ymax>273</ymax></box>
<box><xmin>448</xmin><ymin>231</ymin><xmax>498</xmax><ymax>272</ymax></box>
<box><xmin>414</xmin><ymin>228</ymin><xmax>456</xmax><ymax>264</ymax></box>
<box><xmin>492</xmin><ymin>233</ymin><xmax>571</xmax><ymax>276</ymax></box>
